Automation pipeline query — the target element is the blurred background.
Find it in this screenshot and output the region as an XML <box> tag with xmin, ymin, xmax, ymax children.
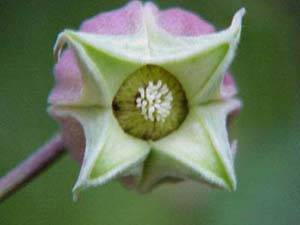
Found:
<box><xmin>0</xmin><ymin>0</ymin><xmax>299</xmax><ymax>224</ymax></box>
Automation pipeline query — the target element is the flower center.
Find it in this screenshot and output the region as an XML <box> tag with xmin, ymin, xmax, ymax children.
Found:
<box><xmin>136</xmin><ymin>80</ymin><xmax>173</xmax><ymax>122</ymax></box>
<box><xmin>113</xmin><ymin>65</ymin><xmax>188</xmax><ymax>140</ymax></box>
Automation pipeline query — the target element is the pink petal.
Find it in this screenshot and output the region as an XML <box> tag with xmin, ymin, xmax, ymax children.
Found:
<box><xmin>80</xmin><ymin>1</ymin><xmax>142</xmax><ymax>35</ymax></box>
<box><xmin>157</xmin><ymin>6</ymin><xmax>215</xmax><ymax>36</ymax></box>
<box><xmin>221</xmin><ymin>73</ymin><xmax>238</xmax><ymax>98</ymax></box>
<box><xmin>48</xmin><ymin>50</ymin><xmax>82</xmax><ymax>105</ymax></box>
<box><xmin>52</xmin><ymin>113</ymin><xmax>85</xmax><ymax>163</ymax></box>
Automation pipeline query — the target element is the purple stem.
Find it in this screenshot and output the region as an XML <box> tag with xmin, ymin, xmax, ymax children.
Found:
<box><xmin>0</xmin><ymin>134</ymin><xmax>65</xmax><ymax>202</ymax></box>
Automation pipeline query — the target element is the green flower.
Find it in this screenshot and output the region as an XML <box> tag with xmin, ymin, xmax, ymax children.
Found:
<box><xmin>48</xmin><ymin>1</ymin><xmax>245</xmax><ymax>199</ymax></box>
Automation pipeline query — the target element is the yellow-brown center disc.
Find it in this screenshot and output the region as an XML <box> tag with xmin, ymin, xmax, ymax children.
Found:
<box><xmin>112</xmin><ymin>65</ymin><xmax>188</xmax><ymax>141</ymax></box>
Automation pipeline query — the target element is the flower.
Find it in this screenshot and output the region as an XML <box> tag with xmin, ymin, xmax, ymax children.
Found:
<box><xmin>48</xmin><ymin>1</ymin><xmax>245</xmax><ymax>198</ymax></box>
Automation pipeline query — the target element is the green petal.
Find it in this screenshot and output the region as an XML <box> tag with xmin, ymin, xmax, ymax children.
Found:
<box><xmin>54</xmin><ymin>32</ymin><xmax>142</xmax><ymax>106</ymax></box>
<box><xmin>140</xmin><ymin>99</ymin><xmax>240</xmax><ymax>191</ymax></box>
<box><xmin>49</xmin><ymin>107</ymin><xmax>150</xmax><ymax>199</ymax></box>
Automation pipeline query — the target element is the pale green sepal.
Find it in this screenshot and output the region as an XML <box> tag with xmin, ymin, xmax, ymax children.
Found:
<box><xmin>53</xmin><ymin>33</ymin><xmax>106</xmax><ymax>107</ymax></box>
<box><xmin>161</xmin><ymin>44</ymin><xmax>229</xmax><ymax>103</ymax></box>
<box><xmin>49</xmin><ymin>107</ymin><xmax>150</xmax><ymax>199</ymax></box>
<box><xmin>87</xmin><ymin>114</ymin><xmax>150</xmax><ymax>187</ymax></box>
<box><xmin>54</xmin><ymin>31</ymin><xmax>142</xmax><ymax>106</ymax></box>
<box><xmin>147</xmin><ymin>99</ymin><xmax>241</xmax><ymax>191</ymax></box>
<box><xmin>160</xmin><ymin>8</ymin><xmax>245</xmax><ymax>104</ymax></box>
<box><xmin>137</xmin><ymin>149</ymin><xmax>193</xmax><ymax>192</ymax></box>
<box><xmin>193</xmin><ymin>99</ymin><xmax>241</xmax><ymax>189</ymax></box>
<box><xmin>192</xmin><ymin>9</ymin><xmax>245</xmax><ymax>103</ymax></box>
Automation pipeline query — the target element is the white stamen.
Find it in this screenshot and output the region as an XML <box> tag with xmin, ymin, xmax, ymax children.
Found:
<box><xmin>136</xmin><ymin>80</ymin><xmax>173</xmax><ymax>122</ymax></box>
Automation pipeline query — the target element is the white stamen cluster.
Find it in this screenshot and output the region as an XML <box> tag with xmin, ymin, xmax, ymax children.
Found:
<box><xmin>136</xmin><ymin>80</ymin><xmax>173</xmax><ymax>122</ymax></box>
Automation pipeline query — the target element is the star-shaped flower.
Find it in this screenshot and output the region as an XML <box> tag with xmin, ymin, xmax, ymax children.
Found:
<box><xmin>48</xmin><ymin>1</ymin><xmax>245</xmax><ymax>198</ymax></box>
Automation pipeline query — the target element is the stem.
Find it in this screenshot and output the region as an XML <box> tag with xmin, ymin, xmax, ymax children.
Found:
<box><xmin>0</xmin><ymin>134</ymin><xmax>65</xmax><ymax>202</ymax></box>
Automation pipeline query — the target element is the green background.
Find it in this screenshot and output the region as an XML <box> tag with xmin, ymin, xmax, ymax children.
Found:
<box><xmin>0</xmin><ymin>0</ymin><xmax>299</xmax><ymax>224</ymax></box>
